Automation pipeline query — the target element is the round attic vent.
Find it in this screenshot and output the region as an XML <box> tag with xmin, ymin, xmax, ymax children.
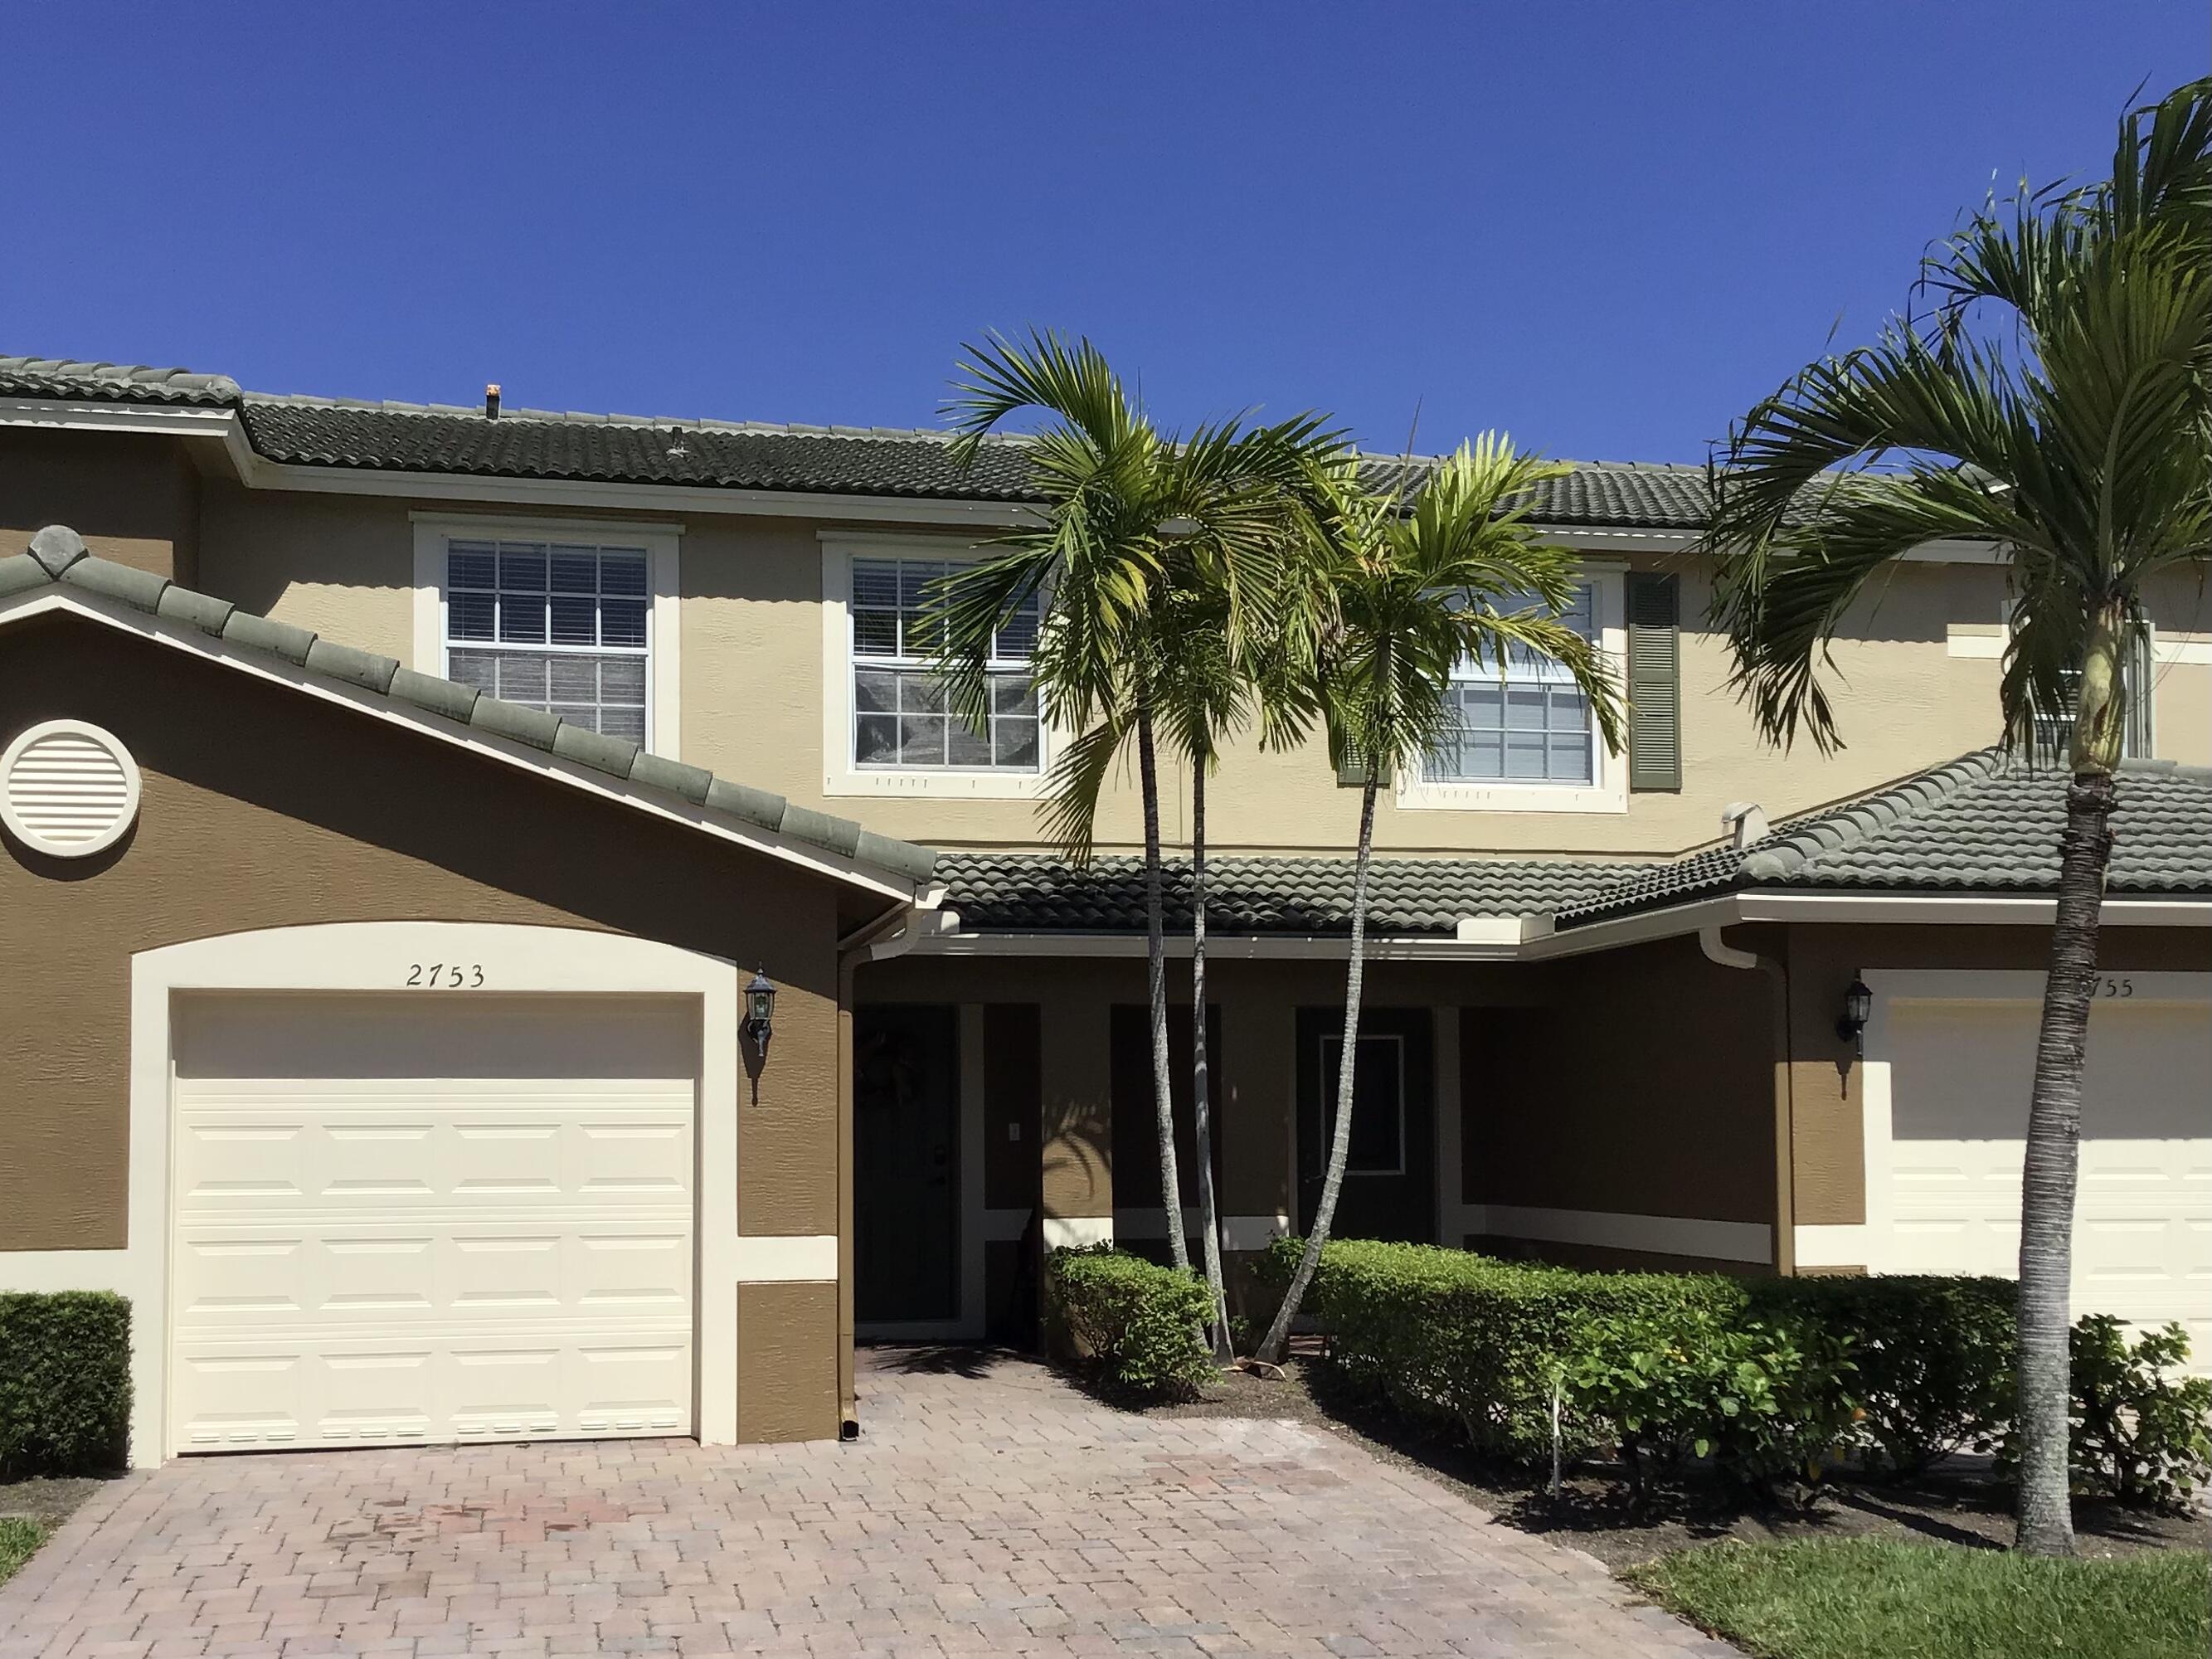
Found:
<box><xmin>1</xmin><ymin>719</ymin><xmax>142</xmax><ymax>858</ymax></box>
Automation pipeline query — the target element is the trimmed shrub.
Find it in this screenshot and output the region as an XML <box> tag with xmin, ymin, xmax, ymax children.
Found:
<box><xmin>0</xmin><ymin>1292</ymin><xmax>132</xmax><ymax>1478</ymax></box>
<box><xmin>1258</xmin><ymin>1238</ymin><xmax>1743</xmax><ymax>1458</ymax></box>
<box><xmin>1998</xmin><ymin>1316</ymin><xmax>2212</xmax><ymax>1511</ymax></box>
<box><xmin>1747</xmin><ymin>1275</ymin><xmax>2015</xmax><ymax>1475</ymax></box>
<box><xmin>1565</xmin><ymin>1306</ymin><xmax>1858</xmax><ymax>1499</ymax></box>
<box><xmin>1045</xmin><ymin>1247</ymin><xmax>1214</xmax><ymax>1399</ymax></box>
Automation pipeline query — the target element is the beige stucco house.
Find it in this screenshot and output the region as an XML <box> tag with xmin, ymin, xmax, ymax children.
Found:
<box><xmin>2</xmin><ymin>354</ymin><xmax>2206</xmax><ymax>1465</ymax></box>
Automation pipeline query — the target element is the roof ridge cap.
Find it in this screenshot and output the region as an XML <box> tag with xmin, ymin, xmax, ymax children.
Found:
<box><xmin>1741</xmin><ymin>748</ymin><xmax>2007</xmax><ymax>880</ymax></box>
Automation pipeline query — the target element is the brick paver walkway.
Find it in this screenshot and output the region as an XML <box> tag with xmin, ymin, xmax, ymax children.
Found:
<box><xmin>0</xmin><ymin>1348</ymin><xmax>1736</xmax><ymax>1657</ymax></box>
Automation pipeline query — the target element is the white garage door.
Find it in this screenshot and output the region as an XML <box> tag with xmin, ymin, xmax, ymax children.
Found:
<box><xmin>170</xmin><ymin>993</ymin><xmax>697</xmax><ymax>1452</ymax></box>
<box><xmin>1881</xmin><ymin>988</ymin><xmax>2211</xmax><ymax>1365</ymax></box>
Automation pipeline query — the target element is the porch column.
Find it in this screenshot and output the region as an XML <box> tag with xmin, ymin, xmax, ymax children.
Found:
<box><xmin>1038</xmin><ymin>990</ymin><xmax>1113</xmax><ymax>1246</ymax></box>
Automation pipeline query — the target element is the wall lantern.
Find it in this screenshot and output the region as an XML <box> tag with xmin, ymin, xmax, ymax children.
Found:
<box><xmin>1836</xmin><ymin>976</ymin><xmax>1874</xmax><ymax>1051</ymax></box>
<box><xmin>744</xmin><ymin>968</ymin><xmax>778</xmax><ymax>1057</ymax></box>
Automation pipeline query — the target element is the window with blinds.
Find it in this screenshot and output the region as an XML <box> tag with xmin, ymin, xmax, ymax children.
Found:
<box><xmin>1426</xmin><ymin>584</ymin><xmax>1597</xmax><ymax>785</ymax></box>
<box><xmin>851</xmin><ymin>557</ymin><xmax>1041</xmax><ymax>771</ymax></box>
<box><xmin>444</xmin><ymin>539</ymin><xmax>650</xmax><ymax>742</ymax></box>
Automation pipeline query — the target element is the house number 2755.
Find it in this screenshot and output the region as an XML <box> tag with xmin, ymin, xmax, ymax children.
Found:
<box><xmin>405</xmin><ymin>963</ymin><xmax>484</xmax><ymax>988</ymax></box>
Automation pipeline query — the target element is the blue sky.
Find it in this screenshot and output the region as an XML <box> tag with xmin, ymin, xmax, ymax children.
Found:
<box><xmin>2</xmin><ymin>4</ymin><xmax>2199</xmax><ymax>461</ymax></box>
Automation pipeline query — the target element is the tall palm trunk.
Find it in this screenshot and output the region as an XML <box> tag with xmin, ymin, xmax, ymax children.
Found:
<box><xmin>1134</xmin><ymin>693</ymin><xmax>1191</xmax><ymax>1272</ymax></box>
<box><xmin>2014</xmin><ymin>602</ymin><xmax>2126</xmax><ymax>1558</ymax></box>
<box><xmin>1189</xmin><ymin>760</ymin><xmax>1231</xmax><ymax>1357</ymax></box>
<box><xmin>1254</xmin><ymin>772</ymin><xmax>1379</xmax><ymax>1365</ymax></box>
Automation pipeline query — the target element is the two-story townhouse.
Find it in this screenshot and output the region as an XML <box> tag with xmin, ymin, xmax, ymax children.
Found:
<box><xmin>2</xmin><ymin>355</ymin><xmax>2205</xmax><ymax>1467</ymax></box>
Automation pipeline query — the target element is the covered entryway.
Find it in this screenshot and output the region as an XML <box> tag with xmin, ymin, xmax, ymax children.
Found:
<box><xmin>1296</xmin><ymin>1007</ymin><xmax>1436</xmax><ymax>1243</ymax></box>
<box><xmin>1869</xmin><ymin>971</ymin><xmax>2211</xmax><ymax>1365</ymax></box>
<box><xmin>168</xmin><ymin>991</ymin><xmax>698</xmax><ymax>1452</ymax></box>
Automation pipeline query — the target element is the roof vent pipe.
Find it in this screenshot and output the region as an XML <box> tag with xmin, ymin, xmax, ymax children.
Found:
<box><xmin>484</xmin><ymin>383</ymin><xmax>501</xmax><ymax>420</ymax></box>
<box><xmin>1721</xmin><ymin>800</ymin><xmax>1767</xmax><ymax>850</ymax></box>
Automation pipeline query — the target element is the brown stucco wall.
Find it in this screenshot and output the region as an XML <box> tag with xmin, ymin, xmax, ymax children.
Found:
<box><xmin>1783</xmin><ymin>922</ymin><xmax>2212</xmax><ymax>1231</ymax></box>
<box><xmin>0</xmin><ymin>614</ymin><xmax>853</xmax><ymax>1267</ymax></box>
<box><xmin>1</xmin><ymin>429</ymin><xmax>202</xmax><ymax>582</ymax></box>
<box><xmin>1465</xmin><ymin>934</ymin><xmax>1778</xmax><ymax>1228</ymax></box>
<box><xmin>736</xmin><ymin>1281</ymin><xmax>840</xmax><ymax>1442</ymax></box>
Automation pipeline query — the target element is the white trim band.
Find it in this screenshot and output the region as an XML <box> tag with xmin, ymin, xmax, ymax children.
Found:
<box><xmin>1042</xmin><ymin>1216</ymin><xmax>1113</xmax><ymax>1250</ymax></box>
<box><xmin>732</xmin><ymin>1235</ymin><xmax>839</xmax><ymax>1282</ymax></box>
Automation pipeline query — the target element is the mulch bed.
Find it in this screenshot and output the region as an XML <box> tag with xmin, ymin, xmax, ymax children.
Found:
<box><xmin>1122</xmin><ymin>1358</ymin><xmax>2209</xmax><ymax>1571</ymax></box>
<box><xmin>0</xmin><ymin>1474</ymin><xmax>110</xmax><ymax>1534</ymax></box>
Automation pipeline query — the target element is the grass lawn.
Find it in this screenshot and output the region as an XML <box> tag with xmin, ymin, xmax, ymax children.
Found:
<box><xmin>0</xmin><ymin>1517</ymin><xmax>47</xmax><ymax>1588</ymax></box>
<box><xmin>1626</xmin><ymin>1538</ymin><xmax>2211</xmax><ymax>1659</ymax></box>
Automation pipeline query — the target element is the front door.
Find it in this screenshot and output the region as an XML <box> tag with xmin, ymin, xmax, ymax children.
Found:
<box><xmin>853</xmin><ymin>1005</ymin><xmax>959</xmax><ymax>1323</ymax></box>
<box><xmin>1296</xmin><ymin>1007</ymin><xmax>1435</xmax><ymax>1243</ymax></box>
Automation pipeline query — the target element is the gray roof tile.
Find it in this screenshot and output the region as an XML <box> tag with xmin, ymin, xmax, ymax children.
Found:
<box><xmin>3</xmin><ymin>352</ymin><xmax>1716</xmax><ymax>529</ymax></box>
<box><xmin>2</xmin><ymin>533</ymin><xmax>936</xmax><ymax>891</ymax></box>
<box><xmin>0</xmin><ymin>356</ymin><xmax>241</xmax><ymax>406</ymax></box>
<box><xmin>938</xmin><ymin>752</ymin><xmax>2211</xmax><ymax>937</ymax></box>
<box><xmin>936</xmin><ymin>853</ymin><xmax>1624</xmax><ymax>937</ymax></box>
<box><xmin>1557</xmin><ymin>750</ymin><xmax>2212</xmax><ymax>925</ymax></box>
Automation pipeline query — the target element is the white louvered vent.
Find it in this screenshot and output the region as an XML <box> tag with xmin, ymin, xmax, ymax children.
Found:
<box><xmin>1</xmin><ymin>720</ymin><xmax>142</xmax><ymax>858</ymax></box>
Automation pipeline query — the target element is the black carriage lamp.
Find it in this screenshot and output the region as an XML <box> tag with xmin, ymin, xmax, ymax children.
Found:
<box><xmin>744</xmin><ymin>968</ymin><xmax>778</xmax><ymax>1057</ymax></box>
<box><xmin>1836</xmin><ymin>976</ymin><xmax>1874</xmax><ymax>1051</ymax></box>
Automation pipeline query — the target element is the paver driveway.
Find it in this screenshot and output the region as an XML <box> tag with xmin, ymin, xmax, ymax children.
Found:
<box><xmin>0</xmin><ymin>1347</ymin><xmax>1735</xmax><ymax>1657</ymax></box>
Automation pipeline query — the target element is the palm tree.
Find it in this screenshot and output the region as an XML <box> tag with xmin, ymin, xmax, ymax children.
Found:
<box><xmin>1253</xmin><ymin>438</ymin><xmax>1626</xmax><ymax>1365</ymax></box>
<box><xmin>1699</xmin><ymin>80</ymin><xmax>2210</xmax><ymax>1557</ymax></box>
<box><xmin>936</xmin><ymin>332</ymin><xmax>1339</xmax><ymax>1299</ymax></box>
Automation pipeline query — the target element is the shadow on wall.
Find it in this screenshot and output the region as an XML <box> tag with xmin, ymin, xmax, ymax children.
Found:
<box><xmin>1041</xmin><ymin>1088</ymin><xmax>1110</xmax><ymax>1210</ymax></box>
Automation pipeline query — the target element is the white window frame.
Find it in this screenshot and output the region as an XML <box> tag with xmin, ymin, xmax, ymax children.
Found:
<box><xmin>1395</xmin><ymin>562</ymin><xmax>1630</xmax><ymax>815</ymax></box>
<box><xmin>411</xmin><ymin>514</ymin><xmax>682</xmax><ymax>758</ymax></box>
<box><xmin>819</xmin><ymin>532</ymin><xmax>1053</xmax><ymax>800</ymax></box>
<box><xmin>1317</xmin><ymin>1032</ymin><xmax>1407</xmax><ymax>1178</ymax></box>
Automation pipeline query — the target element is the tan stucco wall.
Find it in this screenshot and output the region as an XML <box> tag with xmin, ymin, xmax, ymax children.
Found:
<box><xmin>1783</xmin><ymin>923</ymin><xmax>2212</xmax><ymax>1231</ymax></box>
<box><xmin>0</xmin><ymin>615</ymin><xmax>851</xmax><ymax>1283</ymax></box>
<box><xmin>197</xmin><ymin>481</ymin><xmax>417</xmax><ymax>656</ymax></box>
<box><xmin>1</xmin><ymin>429</ymin><xmax>201</xmax><ymax>582</ymax></box>
<box><xmin>170</xmin><ymin>480</ymin><xmax>2205</xmax><ymax>861</ymax></box>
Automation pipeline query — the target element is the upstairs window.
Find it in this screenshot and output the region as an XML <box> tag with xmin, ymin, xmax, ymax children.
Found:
<box><xmin>850</xmin><ymin>557</ymin><xmax>1041</xmax><ymax>771</ymax></box>
<box><xmin>1425</xmin><ymin>583</ymin><xmax>1597</xmax><ymax>785</ymax></box>
<box><xmin>443</xmin><ymin>538</ymin><xmax>650</xmax><ymax>743</ymax></box>
<box><xmin>2030</xmin><ymin>624</ymin><xmax>2156</xmax><ymax>764</ymax></box>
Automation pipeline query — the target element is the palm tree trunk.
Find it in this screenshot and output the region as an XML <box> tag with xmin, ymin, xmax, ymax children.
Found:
<box><xmin>1189</xmin><ymin>760</ymin><xmax>1232</xmax><ymax>1359</ymax></box>
<box><xmin>1135</xmin><ymin>694</ymin><xmax>1191</xmax><ymax>1272</ymax></box>
<box><xmin>2013</xmin><ymin>768</ymin><xmax>2112</xmax><ymax>1556</ymax></box>
<box><xmin>1254</xmin><ymin>773</ymin><xmax>1379</xmax><ymax>1365</ymax></box>
<box><xmin>2014</xmin><ymin>605</ymin><xmax>2127</xmax><ymax>1557</ymax></box>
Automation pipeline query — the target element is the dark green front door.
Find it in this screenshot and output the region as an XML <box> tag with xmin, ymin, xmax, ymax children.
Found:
<box><xmin>854</xmin><ymin>1005</ymin><xmax>959</xmax><ymax>1322</ymax></box>
<box><xmin>1296</xmin><ymin>1006</ymin><xmax>1434</xmax><ymax>1243</ymax></box>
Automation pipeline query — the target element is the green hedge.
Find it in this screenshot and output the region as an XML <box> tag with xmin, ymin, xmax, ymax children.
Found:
<box><xmin>1745</xmin><ymin>1274</ymin><xmax>2015</xmax><ymax>1474</ymax></box>
<box><xmin>1268</xmin><ymin>1241</ymin><xmax>2212</xmax><ymax>1507</ymax></box>
<box><xmin>0</xmin><ymin>1292</ymin><xmax>132</xmax><ymax>1478</ymax></box>
<box><xmin>1258</xmin><ymin>1238</ymin><xmax>1742</xmax><ymax>1458</ymax></box>
<box><xmin>1046</xmin><ymin>1246</ymin><xmax>1214</xmax><ymax>1399</ymax></box>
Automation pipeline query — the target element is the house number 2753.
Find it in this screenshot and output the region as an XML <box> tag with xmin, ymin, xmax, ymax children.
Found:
<box><xmin>405</xmin><ymin>963</ymin><xmax>484</xmax><ymax>988</ymax></box>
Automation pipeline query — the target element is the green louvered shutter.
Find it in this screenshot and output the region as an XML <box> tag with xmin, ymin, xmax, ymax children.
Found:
<box><xmin>1625</xmin><ymin>572</ymin><xmax>1682</xmax><ymax>792</ymax></box>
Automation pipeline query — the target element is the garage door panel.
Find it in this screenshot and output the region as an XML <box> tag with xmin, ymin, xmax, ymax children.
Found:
<box><xmin>171</xmin><ymin>994</ymin><xmax>697</xmax><ymax>1453</ymax></box>
<box><xmin>1884</xmin><ymin>994</ymin><xmax>2211</xmax><ymax>1370</ymax></box>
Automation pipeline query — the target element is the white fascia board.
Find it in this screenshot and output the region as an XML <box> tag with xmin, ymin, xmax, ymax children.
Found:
<box><xmin>0</xmin><ymin>397</ymin><xmax>240</xmax><ymax>440</ymax></box>
<box><xmin>912</xmin><ymin>888</ymin><xmax>2208</xmax><ymax>963</ymax></box>
<box><xmin>0</xmin><ymin>588</ymin><xmax>926</xmax><ymax>906</ymax></box>
<box><xmin>912</xmin><ymin>929</ymin><xmax>1522</xmax><ymax>961</ymax></box>
<box><xmin>1727</xmin><ymin>892</ymin><xmax>2211</xmax><ymax>928</ymax></box>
